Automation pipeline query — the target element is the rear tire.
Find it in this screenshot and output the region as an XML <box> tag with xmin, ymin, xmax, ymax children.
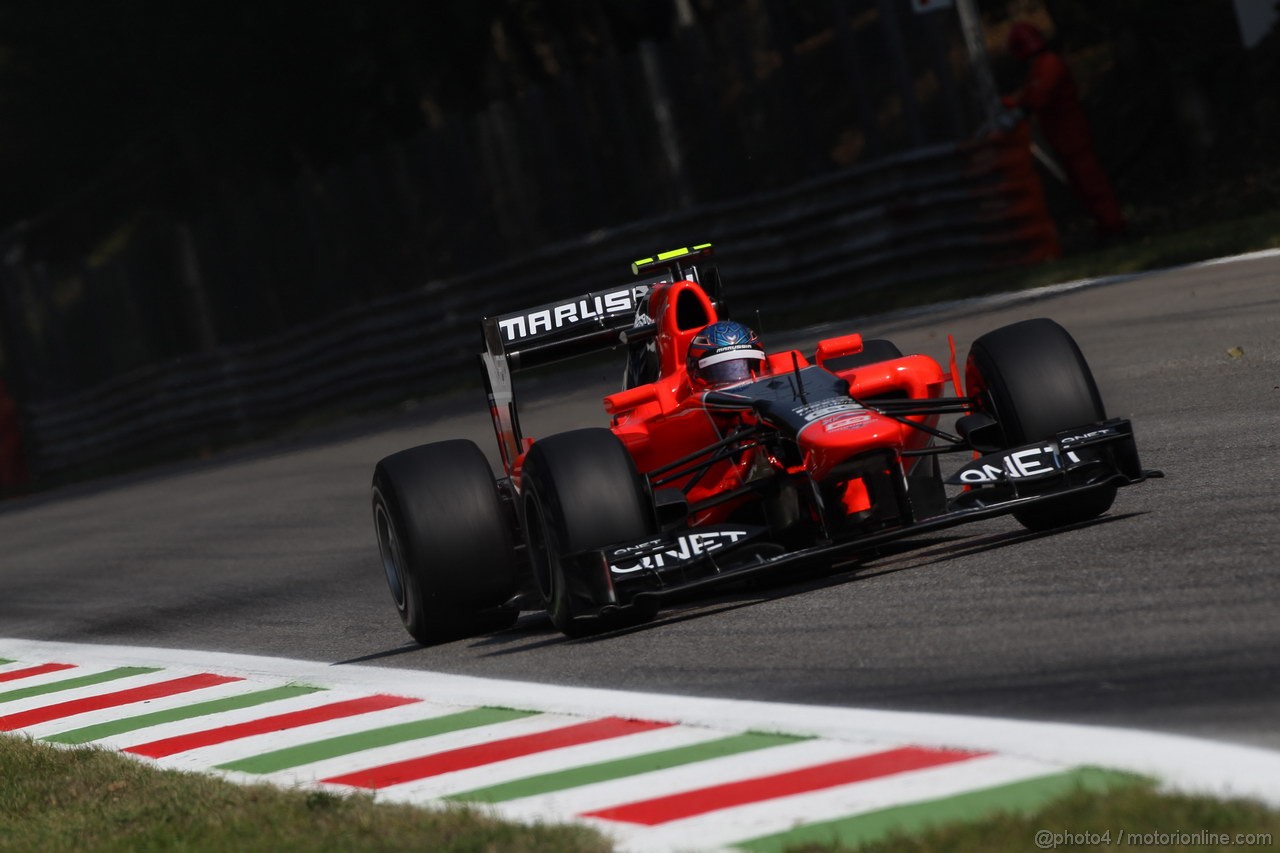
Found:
<box><xmin>521</xmin><ymin>429</ymin><xmax>655</xmax><ymax>637</ymax></box>
<box><xmin>965</xmin><ymin>318</ymin><xmax>1116</xmax><ymax>531</ymax></box>
<box><xmin>372</xmin><ymin>440</ymin><xmax>519</xmax><ymax>645</ymax></box>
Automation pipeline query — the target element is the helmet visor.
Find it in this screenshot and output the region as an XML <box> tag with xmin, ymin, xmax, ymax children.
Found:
<box><xmin>697</xmin><ymin>352</ymin><xmax>763</xmax><ymax>386</ymax></box>
<box><xmin>701</xmin><ymin>359</ymin><xmax>753</xmax><ymax>386</ymax></box>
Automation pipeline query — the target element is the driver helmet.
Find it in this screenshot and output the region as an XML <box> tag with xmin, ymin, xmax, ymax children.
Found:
<box><xmin>687</xmin><ymin>320</ymin><xmax>766</xmax><ymax>388</ymax></box>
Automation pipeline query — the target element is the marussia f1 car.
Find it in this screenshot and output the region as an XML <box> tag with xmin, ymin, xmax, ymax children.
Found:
<box><xmin>372</xmin><ymin>244</ymin><xmax>1160</xmax><ymax>644</ymax></box>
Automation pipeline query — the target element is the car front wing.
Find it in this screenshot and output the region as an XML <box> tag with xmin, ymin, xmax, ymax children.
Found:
<box><xmin>570</xmin><ymin>418</ymin><xmax>1161</xmax><ymax>624</ymax></box>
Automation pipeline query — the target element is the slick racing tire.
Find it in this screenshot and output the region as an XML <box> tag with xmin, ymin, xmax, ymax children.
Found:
<box><xmin>521</xmin><ymin>428</ymin><xmax>656</xmax><ymax>637</ymax></box>
<box><xmin>372</xmin><ymin>440</ymin><xmax>519</xmax><ymax>646</ymax></box>
<box><xmin>966</xmin><ymin>318</ymin><xmax>1116</xmax><ymax>531</ymax></box>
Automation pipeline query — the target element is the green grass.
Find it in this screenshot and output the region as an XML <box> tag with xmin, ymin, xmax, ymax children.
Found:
<box><xmin>946</xmin><ymin>207</ymin><xmax>1280</xmax><ymax>294</ymax></box>
<box><xmin>770</xmin><ymin>207</ymin><xmax>1280</xmax><ymax>330</ymax></box>
<box><xmin>4</xmin><ymin>735</ymin><xmax>1278</xmax><ymax>852</ymax></box>
<box><xmin>0</xmin><ymin>735</ymin><xmax>609</xmax><ymax>853</ymax></box>
<box><xmin>787</xmin><ymin>779</ymin><xmax>1280</xmax><ymax>852</ymax></box>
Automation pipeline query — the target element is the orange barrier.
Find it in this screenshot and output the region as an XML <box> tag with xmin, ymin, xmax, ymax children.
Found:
<box><xmin>966</xmin><ymin>123</ymin><xmax>1061</xmax><ymax>264</ymax></box>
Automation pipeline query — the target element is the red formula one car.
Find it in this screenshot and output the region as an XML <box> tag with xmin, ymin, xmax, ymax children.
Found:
<box><xmin>372</xmin><ymin>245</ymin><xmax>1160</xmax><ymax>644</ymax></box>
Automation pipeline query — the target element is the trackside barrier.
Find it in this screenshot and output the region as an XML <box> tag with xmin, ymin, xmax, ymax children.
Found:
<box><xmin>21</xmin><ymin>137</ymin><xmax>1056</xmax><ymax>476</ymax></box>
<box><xmin>0</xmin><ymin>379</ymin><xmax>30</xmax><ymax>491</ymax></box>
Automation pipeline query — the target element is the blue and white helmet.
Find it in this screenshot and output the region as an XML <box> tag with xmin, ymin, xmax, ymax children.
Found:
<box><xmin>687</xmin><ymin>320</ymin><xmax>766</xmax><ymax>387</ymax></box>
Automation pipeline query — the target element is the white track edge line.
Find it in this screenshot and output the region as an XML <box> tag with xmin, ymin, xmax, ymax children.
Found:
<box><xmin>3</xmin><ymin>638</ymin><xmax>1278</xmax><ymax>806</ymax></box>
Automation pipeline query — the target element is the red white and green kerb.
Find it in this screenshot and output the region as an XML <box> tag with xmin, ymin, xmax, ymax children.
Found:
<box><xmin>1</xmin><ymin>643</ymin><xmax>1275</xmax><ymax>852</ymax></box>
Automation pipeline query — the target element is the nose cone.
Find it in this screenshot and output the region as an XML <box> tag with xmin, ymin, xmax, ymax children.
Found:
<box><xmin>800</xmin><ymin>411</ymin><xmax>905</xmax><ymax>479</ymax></box>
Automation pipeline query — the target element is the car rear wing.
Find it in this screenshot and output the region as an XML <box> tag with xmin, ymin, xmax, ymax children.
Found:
<box><xmin>479</xmin><ymin>244</ymin><xmax>724</xmax><ymax>476</ymax></box>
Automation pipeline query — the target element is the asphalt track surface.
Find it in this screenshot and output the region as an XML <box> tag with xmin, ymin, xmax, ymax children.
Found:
<box><xmin>3</xmin><ymin>253</ymin><xmax>1279</xmax><ymax>750</ymax></box>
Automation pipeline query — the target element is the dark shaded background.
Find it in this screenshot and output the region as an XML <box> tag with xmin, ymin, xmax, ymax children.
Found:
<box><xmin>0</xmin><ymin>1</ymin><xmax>716</xmax><ymax>257</ymax></box>
<box><xmin>0</xmin><ymin>0</ymin><xmax>1275</xmax><ymax>412</ymax></box>
<box><xmin>4</xmin><ymin>2</ymin><xmax>1271</xmax><ymax>261</ymax></box>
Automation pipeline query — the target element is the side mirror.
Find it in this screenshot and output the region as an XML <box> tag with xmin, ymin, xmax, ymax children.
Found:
<box><xmin>815</xmin><ymin>334</ymin><xmax>864</xmax><ymax>367</ymax></box>
<box><xmin>604</xmin><ymin>384</ymin><xmax>659</xmax><ymax>415</ymax></box>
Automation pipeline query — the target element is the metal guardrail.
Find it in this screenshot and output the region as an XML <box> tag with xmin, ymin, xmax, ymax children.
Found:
<box><xmin>23</xmin><ymin>133</ymin><xmax>1056</xmax><ymax>475</ymax></box>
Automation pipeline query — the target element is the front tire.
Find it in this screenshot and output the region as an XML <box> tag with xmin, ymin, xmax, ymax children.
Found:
<box><xmin>372</xmin><ymin>440</ymin><xmax>519</xmax><ymax>645</ymax></box>
<box><xmin>521</xmin><ymin>428</ymin><xmax>655</xmax><ymax>637</ymax></box>
<box><xmin>965</xmin><ymin>318</ymin><xmax>1116</xmax><ymax>531</ymax></box>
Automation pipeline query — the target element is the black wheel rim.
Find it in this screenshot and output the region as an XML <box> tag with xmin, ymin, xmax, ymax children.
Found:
<box><xmin>374</xmin><ymin>501</ymin><xmax>407</xmax><ymax>610</ymax></box>
<box><xmin>523</xmin><ymin>493</ymin><xmax>557</xmax><ymax>605</ymax></box>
